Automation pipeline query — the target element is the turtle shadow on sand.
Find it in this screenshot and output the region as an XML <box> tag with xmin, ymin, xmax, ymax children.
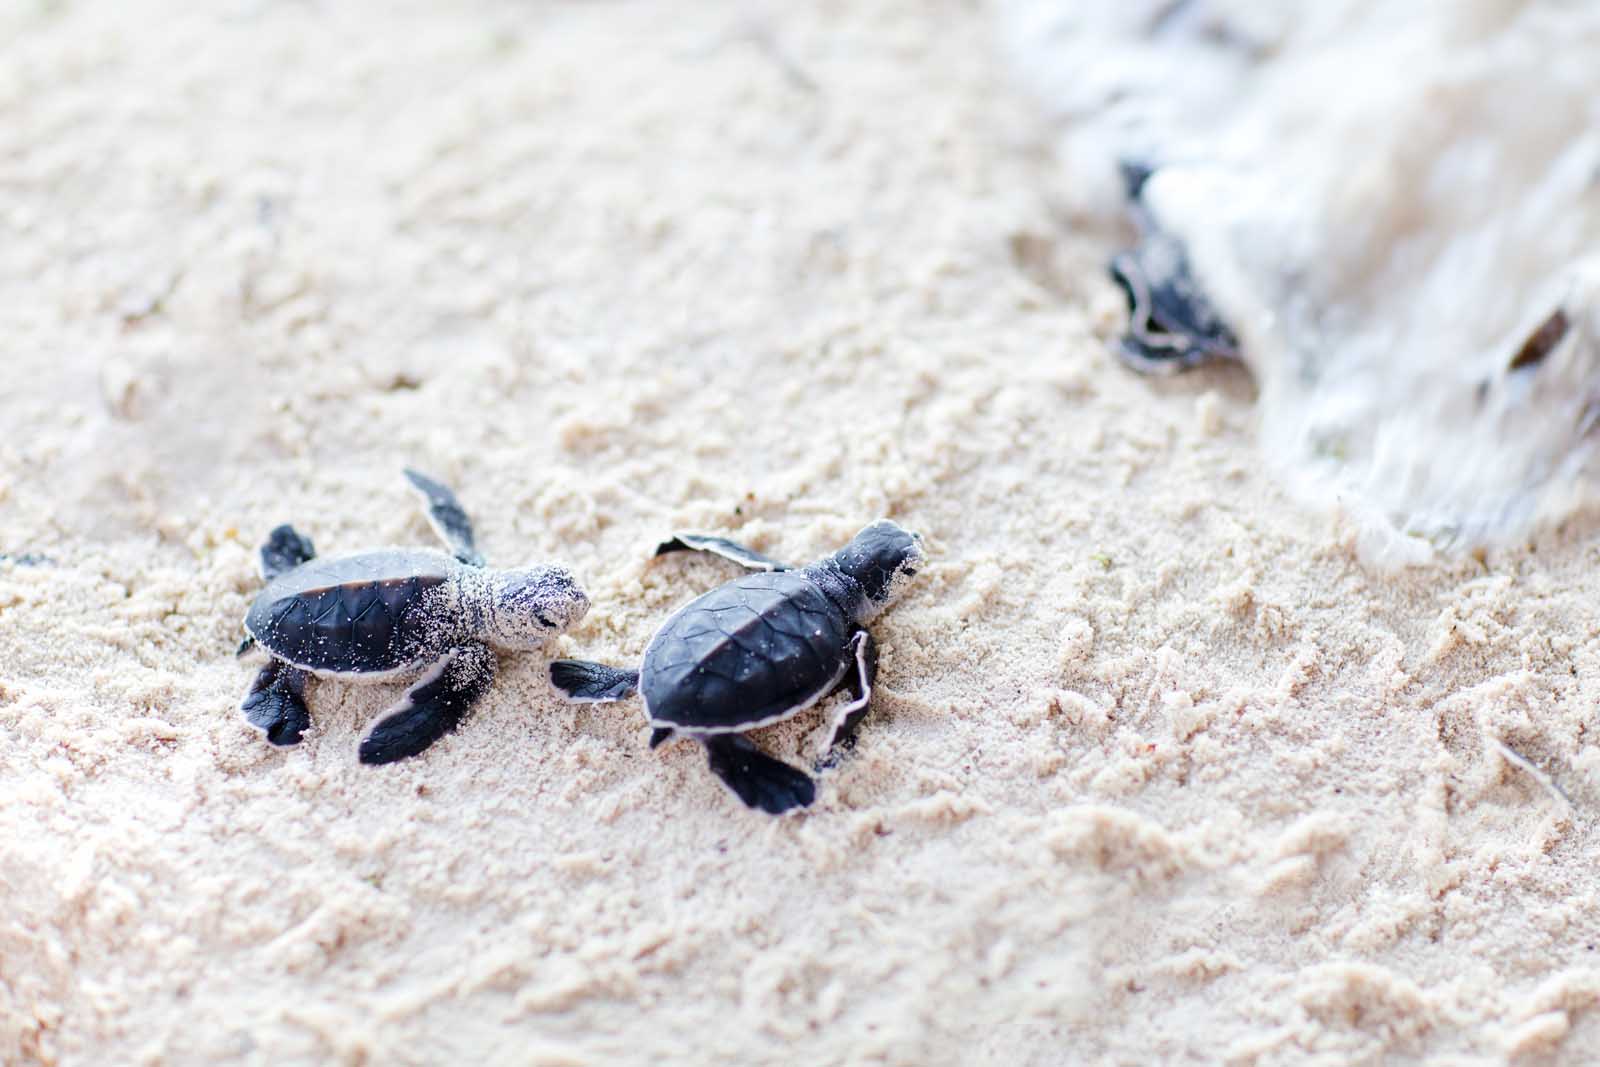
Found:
<box><xmin>237</xmin><ymin>469</ymin><xmax>590</xmax><ymax>764</ymax></box>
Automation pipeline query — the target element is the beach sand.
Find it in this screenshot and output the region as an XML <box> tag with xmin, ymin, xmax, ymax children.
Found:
<box><xmin>4</xmin><ymin>2</ymin><xmax>1600</xmax><ymax>1064</ymax></box>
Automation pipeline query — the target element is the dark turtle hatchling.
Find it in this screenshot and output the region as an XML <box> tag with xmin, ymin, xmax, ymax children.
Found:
<box><xmin>549</xmin><ymin>520</ymin><xmax>926</xmax><ymax>815</ymax></box>
<box><xmin>1109</xmin><ymin>159</ymin><xmax>1241</xmax><ymax>375</ymax></box>
<box><xmin>238</xmin><ymin>469</ymin><xmax>589</xmax><ymax>764</ymax></box>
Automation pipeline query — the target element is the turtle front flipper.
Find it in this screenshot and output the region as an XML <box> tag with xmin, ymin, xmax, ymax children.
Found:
<box><xmin>240</xmin><ymin>659</ymin><xmax>311</xmax><ymax>746</ymax></box>
<box><xmin>822</xmin><ymin>629</ymin><xmax>878</xmax><ymax>755</ymax></box>
<box><xmin>403</xmin><ymin>468</ymin><xmax>485</xmax><ymax>567</ymax></box>
<box><xmin>359</xmin><ymin>643</ymin><xmax>496</xmax><ymax>765</ymax></box>
<box><xmin>702</xmin><ymin>734</ymin><xmax>816</xmax><ymax>815</ymax></box>
<box><xmin>259</xmin><ymin>524</ymin><xmax>316</xmax><ymax>581</ymax></box>
<box><xmin>654</xmin><ymin>533</ymin><xmax>788</xmax><ymax>572</ymax></box>
<box><xmin>549</xmin><ymin>660</ymin><xmax>640</xmax><ymax>703</ymax></box>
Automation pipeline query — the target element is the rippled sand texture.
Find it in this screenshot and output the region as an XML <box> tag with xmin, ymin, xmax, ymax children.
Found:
<box><xmin>1005</xmin><ymin>0</ymin><xmax>1600</xmax><ymax>557</ymax></box>
<box><xmin>5</xmin><ymin>3</ymin><xmax>1600</xmax><ymax>1065</ymax></box>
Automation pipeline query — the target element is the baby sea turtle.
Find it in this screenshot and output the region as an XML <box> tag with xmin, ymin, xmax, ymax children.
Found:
<box><xmin>238</xmin><ymin>469</ymin><xmax>590</xmax><ymax>764</ymax></box>
<box><xmin>1109</xmin><ymin>160</ymin><xmax>1241</xmax><ymax>374</ymax></box>
<box><xmin>549</xmin><ymin>520</ymin><xmax>926</xmax><ymax>815</ymax></box>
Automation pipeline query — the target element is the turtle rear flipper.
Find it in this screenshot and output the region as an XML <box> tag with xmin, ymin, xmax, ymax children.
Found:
<box><xmin>703</xmin><ymin>734</ymin><xmax>816</xmax><ymax>815</ymax></box>
<box><xmin>241</xmin><ymin>660</ymin><xmax>311</xmax><ymax>746</ymax></box>
<box><xmin>359</xmin><ymin>643</ymin><xmax>496</xmax><ymax>765</ymax></box>
<box><xmin>260</xmin><ymin>524</ymin><xmax>316</xmax><ymax>581</ymax></box>
<box><xmin>550</xmin><ymin>660</ymin><xmax>639</xmax><ymax>703</ymax></box>
<box><xmin>654</xmin><ymin>533</ymin><xmax>788</xmax><ymax>572</ymax></box>
<box><xmin>403</xmin><ymin>468</ymin><xmax>485</xmax><ymax>567</ymax></box>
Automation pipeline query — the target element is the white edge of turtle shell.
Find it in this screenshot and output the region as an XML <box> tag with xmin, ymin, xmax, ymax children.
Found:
<box><xmin>553</xmin><ymin>685</ymin><xmax>633</xmax><ymax>706</ymax></box>
<box><xmin>307</xmin><ymin>660</ymin><xmax>435</xmax><ymax>683</ymax></box>
<box><xmin>644</xmin><ymin>656</ymin><xmax>852</xmax><ymax>740</ymax></box>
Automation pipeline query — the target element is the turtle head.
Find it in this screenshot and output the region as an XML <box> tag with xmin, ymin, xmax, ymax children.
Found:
<box><xmin>479</xmin><ymin>564</ymin><xmax>590</xmax><ymax>649</ymax></box>
<box><xmin>830</xmin><ymin>520</ymin><xmax>926</xmax><ymax>621</ymax></box>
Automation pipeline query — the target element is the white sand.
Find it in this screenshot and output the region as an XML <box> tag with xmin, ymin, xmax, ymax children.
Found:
<box><xmin>3</xmin><ymin>3</ymin><xmax>1600</xmax><ymax>1065</ymax></box>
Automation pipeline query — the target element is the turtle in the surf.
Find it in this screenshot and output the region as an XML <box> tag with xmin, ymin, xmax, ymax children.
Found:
<box><xmin>237</xmin><ymin>469</ymin><xmax>590</xmax><ymax>764</ymax></box>
<box><xmin>549</xmin><ymin>520</ymin><xmax>926</xmax><ymax>815</ymax></box>
<box><xmin>1109</xmin><ymin>160</ymin><xmax>1242</xmax><ymax>374</ymax></box>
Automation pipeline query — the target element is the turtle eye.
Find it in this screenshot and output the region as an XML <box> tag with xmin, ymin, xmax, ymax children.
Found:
<box><xmin>534</xmin><ymin>611</ymin><xmax>556</xmax><ymax>629</ymax></box>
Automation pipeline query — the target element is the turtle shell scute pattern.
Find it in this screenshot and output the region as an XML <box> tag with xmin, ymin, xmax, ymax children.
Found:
<box><xmin>641</xmin><ymin>571</ymin><xmax>851</xmax><ymax>731</ymax></box>
<box><xmin>245</xmin><ymin>550</ymin><xmax>453</xmax><ymax>673</ymax></box>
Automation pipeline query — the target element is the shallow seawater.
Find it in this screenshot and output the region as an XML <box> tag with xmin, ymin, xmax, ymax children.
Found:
<box><xmin>1002</xmin><ymin>0</ymin><xmax>1600</xmax><ymax>562</ymax></box>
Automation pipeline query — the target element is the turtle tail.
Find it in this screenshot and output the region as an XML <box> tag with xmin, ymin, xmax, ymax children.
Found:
<box><xmin>549</xmin><ymin>660</ymin><xmax>639</xmax><ymax>703</ymax></box>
